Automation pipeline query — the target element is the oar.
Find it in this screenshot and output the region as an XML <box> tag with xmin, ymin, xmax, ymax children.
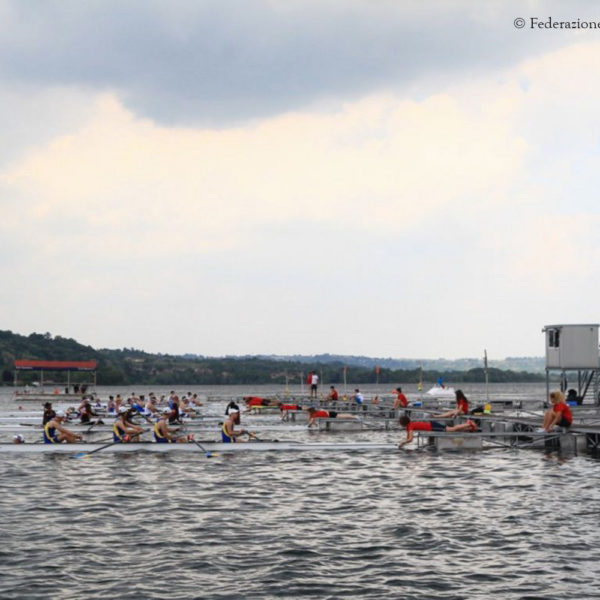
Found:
<box><xmin>191</xmin><ymin>439</ymin><xmax>215</xmax><ymax>458</ymax></box>
<box><xmin>72</xmin><ymin>429</ymin><xmax>149</xmax><ymax>459</ymax></box>
<box><xmin>72</xmin><ymin>439</ymin><xmax>120</xmax><ymax>459</ymax></box>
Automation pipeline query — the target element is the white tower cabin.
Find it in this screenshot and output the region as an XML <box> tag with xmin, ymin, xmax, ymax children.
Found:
<box><xmin>543</xmin><ymin>324</ymin><xmax>600</xmax><ymax>405</ymax></box>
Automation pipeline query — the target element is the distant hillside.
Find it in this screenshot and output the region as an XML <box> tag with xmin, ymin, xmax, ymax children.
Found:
<box><xmin>0</xmin><ymin>330</ymin><xmax>545</xmax><ymax>386</ymax></box>
<box><xmin>255</xmin><ymin>354</ymin><xmax>546</xmax><ymax>373</ymax></box>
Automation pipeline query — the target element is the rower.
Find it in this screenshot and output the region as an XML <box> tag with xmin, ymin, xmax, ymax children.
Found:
<box><xmin>42</xmin><ymin>401</ymin><xmax>56</xmax><ymax>425</ymax></box>
<box><xmin>306</xmin><ymin>407</ymin><xmax>358</xmax><ymax>428</ymax></box>
<box><xmin>143</xmin><ymin>395</ymin><xmax>159</xmax><ymax>418</ymax></box>
<box><xmin>221</xmin><ymin>409</ymin><xmax>253</xmax><ymax>443</ymax></box>
<box><xmin>397</xmin><ymin>415</ymin><xmax>478</xmax><ymax>448</ymax></box>
<box><xmin>225</xmin><ymin>400</ymin><xmax>241</xmax><ymax>421</ymax></box>
<box><xmin>190</xmin><ymin>393</ymin><xmax>203</xmax><ymax>407</ymax></box>
<box><xmin>180</xmin><ymin>397</ymin><xmax>198</xmax><ymax>418</ymax></box>
<box><xmin>167</xmin><ymin>393</ymin><xmax>181</xmax><ymax>424</ymax></box>
<box><xmin>78</xmin><ymin>398</ymin><xmax>100</xmax><ymax>424</ymax></box>
<box><xmin>113</xmin><ymin>406</ymin><xmax>144</xmax><ymax>443</ymax></box>
<box><xmin>43</xmin><ymin>410</ymin><xmax>83</xmax><ymax>444</ymax></box>
<box><xmin>153</xmin><ymin>407</ymin><xmax>188</xmax><ymax>443</ymax></box>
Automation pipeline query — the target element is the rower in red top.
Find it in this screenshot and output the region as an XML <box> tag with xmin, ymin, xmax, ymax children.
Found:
<box><xmin>542</xmin><ymin>390</ymin><xmax>573</xmax><ymax>433</ymax></box>
<box><xmin>433</xmin><ymin>389</ymin><xmax>470</xmax><ymax>419</ymax></box>
<box><xmin>392</xmin><ymin>387</ymin><xmax>408</xmax><ymax>409</ymax></box>
<box><xmin>397</xmin><ymin>415</ymin><xmax>478</xmax><ymax>448</ymax></box>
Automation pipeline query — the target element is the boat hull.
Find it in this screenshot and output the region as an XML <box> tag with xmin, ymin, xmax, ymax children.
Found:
<box><xmin>0</xmin><ymin>441</ymin><xmax>398</xmax><ymax>453</ymax></box>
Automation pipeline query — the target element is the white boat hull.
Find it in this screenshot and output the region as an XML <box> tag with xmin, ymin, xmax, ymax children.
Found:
<box><xmin>0</xmin><ymin>441</ymin><xmax>398</xmax><ymax>453</ymax></box>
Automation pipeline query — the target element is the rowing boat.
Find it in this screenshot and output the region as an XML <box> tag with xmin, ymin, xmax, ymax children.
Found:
<box><xmin>0</xmin><ymin>441</ymin><xmax>398</xmax><ymax>453</ymax></box>
<box><xmin>0</xmin><ymin>424</ymin><xmax>309</xmax><ymax>433</ymax></box>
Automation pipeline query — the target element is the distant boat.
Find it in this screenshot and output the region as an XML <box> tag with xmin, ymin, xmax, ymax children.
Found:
<box><xmin>425</xmin><ymin>386</ymin><xmax>456</xmax><ymax>399</ymax></box>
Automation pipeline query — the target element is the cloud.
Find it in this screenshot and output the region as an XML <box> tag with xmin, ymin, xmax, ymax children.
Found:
<box><xmin>0</xmin><ymin>86</ymin><xmax>527</xmax><ymax>263</ymax></box>
<box><xmin>0</xmin><ymin>0</ymin><xmax>593</xmax><ymax>125</ymax></box>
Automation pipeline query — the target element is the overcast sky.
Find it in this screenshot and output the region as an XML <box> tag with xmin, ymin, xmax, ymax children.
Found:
<box><xmin>2</xmin><ymin>0</ymin><xmax>600</xmax><ymax>360</ymax></box>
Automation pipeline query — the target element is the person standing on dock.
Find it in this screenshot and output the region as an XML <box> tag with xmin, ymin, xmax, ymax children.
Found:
<box><xmin>309</xmin><ymin>371</ymin><xmax>319</xmax><ymax>398</ymax></box>
<box><xmin>542</xmin><ymin>390</ymin><xmax>573</xmax><ymax>433</ymax></box>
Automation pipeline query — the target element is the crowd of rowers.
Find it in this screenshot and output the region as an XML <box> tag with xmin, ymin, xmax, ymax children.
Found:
<box><xmin>14</xmin><ymin>385</ymin><xmax>575</xmax><ymax>448</ymax></box>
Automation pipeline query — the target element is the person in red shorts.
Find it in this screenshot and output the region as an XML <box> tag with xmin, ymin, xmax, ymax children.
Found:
<box><xmin>434</xmin><ymin>389</ymin><xmax>470</xmax><ymax>418</ymax></box>
<box><xmin>278</xmin><ymin>402</ymin><xmax>302</xmax><ymax>421</ymax></box>
<box><xmin>542</xmin><ymin>390</ymin><xmax>573</xmax><ymax>433</ymax></box>
<box><xmin>397</xmin><ymin>414</ymin><xmax>478</xmax><ymax>448</ymax></box>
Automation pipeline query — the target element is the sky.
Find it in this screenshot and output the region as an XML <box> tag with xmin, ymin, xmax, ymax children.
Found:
<box><xmin>2</xmin><ymin>0</ymin><xmax>600</xmax><ymax>360</ymax></box>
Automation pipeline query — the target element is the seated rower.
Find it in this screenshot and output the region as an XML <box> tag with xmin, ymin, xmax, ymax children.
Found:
<box><xmin>43</xmin><ymin>401</ymin><xmax>56</xmax><ymax>425</ymax></box>
<box><xmin>143</xmin><ymin>395</ymin><xmax>159</xmax><ymax>417</ymax></box>
<box><xmin>542</xmin><ymin>390</ymin><xmax>573</xmax><ymax>433</ymax></box>
<box><xmin>397</xmin><ymin>415</ymin><xmax>478</xmax><ymax>448</ymax></box>
<box><xmin>166</xmin><ymin>395</ymin><xmax>182</xmax><ymax>424</ymax></box>
<box><xmin>107</xmin><ymin>396</ymin><xmax>116</xmax><ymax>414</ymax></box>
<box><xmin>306</xmin><ymin>407</ymin><xmax>358</xmax><ymax>428</ymax></box>
<box><xmin>221</xmin><ymin>409</ymin><xmax>254</xmax><ymax>443</ymax></box>
<box><xmin>78</xmin><ymin>398</ymin><xmax>100</xmax><ymax>424</ymax></box>
<box><xmin>153</xmin><ymin>408</ymin><xmax>188</xmax><ymax>443</ymax></box>
<box><xmin>225</xmin><ymin>400</ymin><xmax>241</xmax><ymax>417</ymax></box>
<box><xmin>180</xmin><ymin>397</ymin><xmax>198</xmax><ymax>418</ymax></box>
<box><xmin>43</xmin><ymin>410</ymin><xmax>83</xmax><ymax>444</ymax></box>
<box><xmin>278</xmin><ymin>402</ymin><xmax>302</xmax><ymax>421</ymax></box>
<box><xmin>113</xmin><ymin>405</ymin><xmax>144</xmax><ymax>442</ymax></box>
<box><xmin>190</xmin><ymin>393</ymin><xmax>203</xmax><ymax>407</ymax></box>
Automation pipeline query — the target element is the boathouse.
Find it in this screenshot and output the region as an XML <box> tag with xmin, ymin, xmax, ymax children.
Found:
<box><xmin>543</xmin><ymin>324</ymin><xmax>599</xmax><ymax>405</ymax></box>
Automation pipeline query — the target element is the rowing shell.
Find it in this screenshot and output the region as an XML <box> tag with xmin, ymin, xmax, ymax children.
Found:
<box><xmin>0</xmin><ymin>441</ymin><xmax>398</xmax><ymax>453</ymax></box>
<box><xmin>0</xmin><ymin>424</ymin><xmax>309</xmax><ymax>433</ymax></box>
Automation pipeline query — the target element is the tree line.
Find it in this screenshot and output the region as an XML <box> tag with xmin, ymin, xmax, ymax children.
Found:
<box><xmin>0</xmin><ymin>330</ymin><xmax>545</xmax><ymax>386</ymax></box>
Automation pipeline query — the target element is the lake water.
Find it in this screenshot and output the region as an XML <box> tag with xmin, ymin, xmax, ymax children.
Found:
<box><xmin>1</xmin><ymin>383</ymin><xmax>599</xmax><ymax>599</ymax></box>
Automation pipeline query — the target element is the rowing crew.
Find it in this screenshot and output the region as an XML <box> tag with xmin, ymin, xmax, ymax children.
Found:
<box><xmin>40</xmin><ymin>405</ymin><xmax>256</xmax><ymax>445</ymax></box>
